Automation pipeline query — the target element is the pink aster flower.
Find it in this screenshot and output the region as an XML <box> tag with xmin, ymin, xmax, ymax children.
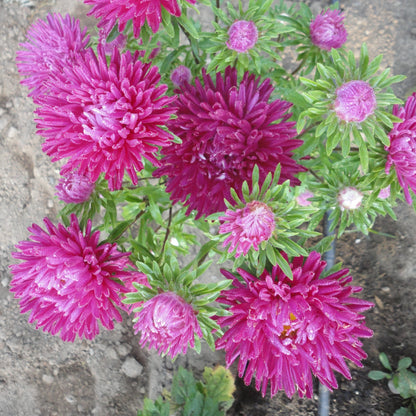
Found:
<box><xmin>154</xmin><ymin>67</ymin><xmax>306</xmax><ymax>218</ymax></box>
<box><xmin>333</xmin><ymin>80</ymin><xmax>377</xmax><ymax>123</ymax></box>
<box><xmin>337</xmin><ymin>186</ymin><xmax>363</xmax><ymax>210</ymax></box>
<box><xmin>215</xmin><ymin>251</ymin><xmax>373</xmax><ymax>398</ymax></box>
<box><xmin>310</xmin><ymin>9</ymin><xmax>347</xmax><ymax>51</ymax></box>
<box><xmin>36</xmin><ymin>46</ymin><xmax>176</xmax><ymax>191</ymax></box>
<box><xmin>386</xmin><ymin>93</ymin><xmax>416</xmax><ymax>204</ymax></box>
<box><xmin>170</xmin><ymin>65</ymin><xmax>192</xmax><ymax>88</ymax></box>
<box><xmin>55</xmin><ymin>171</ymin><xmax>95</xmax><ymax>204</ymax></box>
<box><xmin>133</xmin><ymin>291</ymin><xmax>203</xmax><ymax>358</ymax></box>
<box><xmin>226</xmin><ymin>20</ymin><xmax>258</xmax><ymax>53</ymax></box>
<box><xmin>16</xmin><ymin>13</ymin><xmax>89</xmax><ymax>101</ymax></box>
<box><xmin>296</xmin><ymin>190</ymin><xmax>314</xmax><ymax>206</ymax></box>
<box><xmin>10</xmin><ymin>214</ymin><xmax>145</xmax><ymax>342</ymax></box>
<box><xmin>219</xmin><ymin>201</ymin><xmax>275</xmax><ymax>257</ymax></box>
<box><xmin>84</xmin><ymin>0</ymin><xmax>196</xmax><ymax>38</ymax></box>
<box><xmin>378</xmin><ymin>186</ymin><xmax>391</xmax><ymax>199</ymax></box>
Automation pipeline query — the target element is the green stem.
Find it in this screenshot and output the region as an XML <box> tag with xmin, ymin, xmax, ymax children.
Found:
<box><xmin>178</xmin><ymin>21</ymin><xmax>200</xmax><ymax>65</ymax></box>
<box><xmin>161</xmin><ymin>207</ymin><xmax>173</xmax><ymax>257</ymax></box>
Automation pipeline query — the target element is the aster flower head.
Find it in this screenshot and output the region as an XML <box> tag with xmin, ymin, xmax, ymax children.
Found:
<box><xmin>215</xmin><ymin>251</ymin><xmax>373</xmax><ymax>398</ymax></box>
<box><xmin>310</xmin><ymin>9</ymin><xmax>347</xmax><ymax>51</ymax></box>
<box><xmin>337</xmin><ymin>186</ymin><xmax>363</xmax><ymax>210</ymax></box>
<box><xmin>154</xmin><ymin>67</ymin><xmax>305</xmax><ymax>218</ymax></box>
<box><xmin>170</xmin><ymin>65</ymin><xmax>192</xmax><ymax>88</ymax></box>
<box><xmin>10</xmin><ymin>214</ymin><xmax>143</xmax><ymax>342</ymax></box>
<box><xmin>334</xmin><ymin>80</ymin><xmax>377</xmax><ymax>123</ymax></box>
<box><xmin>386</xmin><ymin>92</ymin><xmax>416</xmax><ymax>204</ymax></box>
<box><xmin>133</xmin><ymin>291</ymin><xmax>203</xmax><ymax>358</ymax></box>
<box><xmin>219</xmin><ymin>201</ymin><xmax>275</xmax><ymax>257</ymax></box>
<box><xmin>84</xmin><ymin>0</ymin><xmax>196</xmax><ymax>38</ymax></box>
<box><xmin>16</xmin><ymin>13</ymin><xmax>89</xmax><ymax>101</ymax></box>
<box><xmin>296</xmin><ymin>189</ymin><xmax>314</xmax><ymax>206</ymax></box>
<box><xmin>55</xmin><ymin>171</ymin><xmax>95</xmax><ymax>204</ymax></box>
<box><xmin>36</xmin><ymin>46</ymin><xmax>176</xmax><ymax>190</ymax></box>
<box><xmin>226</xmin><ymin>20</ymin><xmax>258</xmax><ymax>53</ymax></box>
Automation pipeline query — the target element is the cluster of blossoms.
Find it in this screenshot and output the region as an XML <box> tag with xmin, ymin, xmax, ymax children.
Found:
<box><xmin>13</xmin><ymin>1</ymin><xmax>405</xmax><ymax>404</ymax></box>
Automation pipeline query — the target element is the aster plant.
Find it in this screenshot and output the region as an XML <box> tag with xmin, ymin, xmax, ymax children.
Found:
<box><xmin>11</xmin><ymin>0</ymin><xmax>416</xmax><ymax>412</ymax></box>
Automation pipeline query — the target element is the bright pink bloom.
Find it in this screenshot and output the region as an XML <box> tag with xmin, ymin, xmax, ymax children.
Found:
<box><xmin>215</xmin><ymin>251</ymin><xmax>373</xmax><ymax>398</ymax></box>
<box><xmin>386</xmin><ymin>93</ymin><xmax>416</xmax><ymax>204</ymax></box>
<box><xmin>154</xmin><ymin>67</ymin><xmax>305</xmax><ymax>218</ymax></box>
<box><xmin>55</xmin><ymin>171</ymin><xmax>95</xmax><ymax>204</ymax></box>
<box><xmin>170</xmin><ymin>65</ymin><xmax>192</xmax><ymax>88</ymax></box>
<box><xmin>16</xmin><ymin>13</ymin><xmax>89</xmax><ymax>101</ymax></box>
<box><xmin>296</xmin><ymin>190</ymin><xmax>314</xmax><ymax>206</ymax></box>
<box><xmin>36</xmin><ymin>46</ymin><xmax>176</xmax><ymax>190</ymax></box>
<box><xmin>226</xmin><ymin>20</ymin><xmax>258</xmax><ymax>53</ymax></box>
<box><xmin>310</xmin><ymin>9</ymin><xmax>347</xmax><ymax>51</ymax></box>
<box><xmin>334</xmin><ymin>80</ymin><xmax>377</xmax><ymax>123</ymax></box>
<box><xmin>337</xmin><ymin>186</ymin><xmax>363</xmax><ymax>210</ymax></box>
<box><xmin>219</xmin><ymin>201</ymin><xmax>275</xmax><ymax>257</ymax></box>
<box><xmin>134</xmin><ymin>291</ymin><xmax>203</xmax><ymax>358</ymax></box>
<box><xmin>10</xmin><ymin>214</ymin><xmax>144</xmax><ymax>342</ymax></box>
<box><xmin>84</xmin><ymin>0</ymin><xmax>196</xmax><ymax>37</ymax></box>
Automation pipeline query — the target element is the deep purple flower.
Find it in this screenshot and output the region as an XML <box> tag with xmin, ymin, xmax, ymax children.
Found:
<box><xmin>333</xmin><ymin>80</ymin><xmax>377</xmax><ymax>123</ymax></box>
<box><xmin>215</xmin><ymin>251</ymin><xmax>373</xmax><ymax>398</ymax></box>
<box><xmin>386</xmin><ymin>93</ymin><xmax>416</xmax><ymax>204</ymax></box>
<box><xmin>10</xmin><ymin>214</ymin><xmax>144</xmax><ymax>342</ymax></box>
<box><xmin>36</xmin><ymin>46</ymin><xmax>176</xmax><ymax>190</ymax></box>
<box><xmin>84</xmin><ymin>0</ymin><xmax>196</xmax><ymax>37</ymax></box>
<box><xmin>55</xmin><ymin>171</ymin><xmax>95</xmax><ymax>204</ymax></box>
<box><xmin>310</xmin><ymin>9</ymin><xmax>347</xmax><ymax>51</ymax></box>
<box><xmin>219</xmin><ymin>201</ymin><xmax>275</xmax><ymax>257</ymax></box>
<box><xmin>170</xmin><ymin>65</ymin><xmax>192</xmax><ymax>88</ymax></box>
<box><xmin>16</xmin><ymin>13</ymin><xmax>89</xmax><ymax>101</ymax></box>
<box><xmin>226</xmin><ymin>20</ymin><xmax>258</xmax><ymax>53</ymax></box>
<box><xmin>154</xmin><ymin>67</ymin><xmax>305</xmax><ymax>218</ymax></box>
<box><xmin>133</xmin><ymin>291</ymin><xmax>203</xmax><ymax>358</ymax></box>
<box><xmin>337</xmin><ymin>186</ymin><xmax>363</xmax><ymax>210</ymax></box>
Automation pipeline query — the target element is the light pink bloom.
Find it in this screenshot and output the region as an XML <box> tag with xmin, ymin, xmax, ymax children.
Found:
<box><xmin>296</xmin><ymin>190</ymin><xmax>314</xmax><ymax>206</ymax></box>
<box><xmin>378</xmin><ymin>186</ymin><xmax>391</xmax><ymax>199</ymax></box>
<box><xmin>55</xmin><ymin>171</ymin><xmax>95</xmax><ymax>204</ymax></box>
<box><xmin>154</xmin><ymin>67</ymin><xmax>305</xmax><ymax>218</ymax></box>
<box><xmin>98</xmin><ymin>29</ymin><xmax>127</xmax><ymax>55</ymax></box>
<box><xmin>16</xmin><ymin>13</ymin><xmax>89</xmax><ymax>101</ymax></box>
<box><xmin>219</xmin><ymin>201</ymin><xmax>275</xmax><ymax>257</ymax></box>
<box><xmin>215</xmin><ymin>251</ymin><xmax>373</xmax><ymax>398</ymax></box>
<box><xmin>170</xmin><ymin>65</ymin><xmax>192</xmax><ymax>88</ymax></box>
<box><xmin>334</xmin><ymin>80</ymin><xmax>377</xmax><ymax>123</ymax></box>
<box><xmin>134</xmin><ymin>291</ymin><xmax>203</xmax><ymax>358</ymax></box>
<box><xmin>386</xmin><ymin>93</ymin><xmax>416</xmax><ymax>204</ymax></box>
<box><xmin>226</xmin><ymin>20</ymin><xmax>258</xmax><ymax>53</ymax></box>
<box><xmin>310</xmin><ymin>9</ymin><xmax>347</xmax><ymax>51</ymax></box>
<box><xmin>337</xmin><ymin>186</ymin><xmax>363</xmax><ymax>210</ymax></box>
<box><xmin>36</xmin><ymin>46</ymin><xmax>176</xmax><ymax>191</ymax></box>
<box><xmin>84</xmin><ymin>0</ymin><xmax>196</xmax><ymax>37</ymax></box>
<box><xmin>10</xmin><ymin>214</ymin><xmax>145</xmax><ymax>342</ymax></box>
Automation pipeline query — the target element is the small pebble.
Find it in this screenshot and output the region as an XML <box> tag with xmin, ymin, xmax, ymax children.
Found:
<box><xmin>42</xmin><ymin>374</ymin><xmax>54</xmax><ymax>385</ymax></box>
<box><xmin>121</xmin><ymin>357</ymin><xmax>143</xmax><ymax>378</ymax></box>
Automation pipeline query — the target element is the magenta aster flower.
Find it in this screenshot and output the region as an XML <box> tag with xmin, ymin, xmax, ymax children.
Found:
<box><xmin>36</xmin><ymin>46</ymin><xmax>176</xmax><ymax>190</ymax></box>
<box><xmin>154</xmin><ymin>67</ymin><xmax>305</xmax><ymax>218</ymax></box>
<box><xmin>170</xmin><ymin>65</ymin><xmax>192</xmax><ymax>88</ymax></box>
<box><xmin>219</xmin><ymin>201</ymin><xmax>275</xmax><ymax>257</ymax></box>
<box><xmin>337</xmin><ymin>186</ymin><xmax>363</xmax><ymax>210</ymax></box>
<box><xmin>84</xmin><ymin>0</ymin><xmax>196</xmax><ymax>38</ymax></box>
<box><xmin>310</xmin><ymin>9</ymin><xmax>347</xmax><ymax>51</ymax></box>
<box><xmin>55</xmin><ymin>171</ymin><xmax>95</xmax><ymax>204</ymax></box>
<box><xmin>226</xmin><ymin>20</ymin><xmax>258</xmax><ymax>53</ymax></box>
<box><xmin>386</xmin><ymin>93</ymin><xmax>416</xmax><ymax>204</ymax></box>
<box><xmin>16</xmin><ymin>13</ymin><xmax>89</xmax><ymax>101</ymax></box>
<box><xmin>215</xmin><ymin>251</ymin><xmax>373</xmax><ymax>398</ymax></box>
<box><xmin>333</xmin><ymin>80</ymin><xmax>377</xmax><ymax>123</ymax></box>
<box><xmin>133</xmin><ymin>291</ymin><xmax>203</xmax><ymax>358</ymax></box>
<box><xmin>10</xmin><ymin>214</ymin><xmax>144</xmax><ymax>342</ymax></box>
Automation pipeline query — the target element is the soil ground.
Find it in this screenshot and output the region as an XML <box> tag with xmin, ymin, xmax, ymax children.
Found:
<box><xmin>1</xmin><ymin>0</ymin><xmax>416</xmax><ymax>415</ymax></box>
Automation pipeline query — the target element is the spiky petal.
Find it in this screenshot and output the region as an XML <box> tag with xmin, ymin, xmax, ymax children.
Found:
<box><xmin>154</xmin><ymin>67</ymin><xmax>305</xmax><ymax>218</ymax></box>
<box><xmin>10</xmin><ymin>214</ymin><xmax>145</xmax><ymax>342</ymax></box>
<box><xmin>134</xmin><ymin>291</ymin><xmax>203</xmax><ymax>358</ymax></box>
<box><xmin>215</xmin><ymin>251</ymin><xmax>373</xmax><ymax>398</ymax></box>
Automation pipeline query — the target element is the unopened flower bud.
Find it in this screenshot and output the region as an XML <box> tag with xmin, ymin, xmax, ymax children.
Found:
<box><xmin>226</xmin><ymin>20</ymin><xmax>258</xmax><ymax>53</ymax></box>
<box><xmin>55</xmin><ymin>172</ymin><xmax>95</xmax><ymax>204</ymax></box>
<box><xmin>337</xmin><ymin>186</ymin><xmax>363</xmax><ymax>210</ymax></box>
<box><xmin>310</xmin><ymin>9</ymin><xmax>347</xmax><ymax>51</ymax></box>
<box><xmin>296</xmin><ymin>190</ymin><xmax>314</xmax><ymax>206</ymax></box>
<box><xmin>170</xmin><ymin>65</ymin><xmax>192</xmax><ymax>88</ymax></box>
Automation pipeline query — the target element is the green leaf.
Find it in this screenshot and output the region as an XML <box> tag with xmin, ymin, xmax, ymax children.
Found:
<box><xmin>368</xmin><ymin>370</ymin><xmax>390</xmax><ymax>381</ymax></box>
<box><xmin>398</xmin><ymin>357</ymin><xmax>412</xmax><ymax>371</ymax></box>
<box><xmin>274</xmin><ymin>251</ymin><xmax>293</xmax><ymax>280</ymax></box>
<box><xmin>203</xmin><ymin>366</ymin><xmax>235</xmax><ymax>404</ymax></box>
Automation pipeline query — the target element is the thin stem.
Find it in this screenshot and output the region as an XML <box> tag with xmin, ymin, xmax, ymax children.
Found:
<box><xmin>161</xmin><ymin>206</ymin><xmax>173</xmax><ymax>256</ymax></box>
<box><xmin>308</xmin><ymin>168</ymin><xmax>324</xmax><ymax>183</ymax></box>
<box><xmin>215</xmin><ymin>0</ymin><xmax>220</xmax><ymax>24</ymax></box>
<box><xmin>291</xmin><ymin>57</ymin><xmax>307</xmax><ymax>76</ymax></box>
<box><xmin>178</xmin><ymin>21</ymin><xmax>200</xmax><ymax>65</ymax></box>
